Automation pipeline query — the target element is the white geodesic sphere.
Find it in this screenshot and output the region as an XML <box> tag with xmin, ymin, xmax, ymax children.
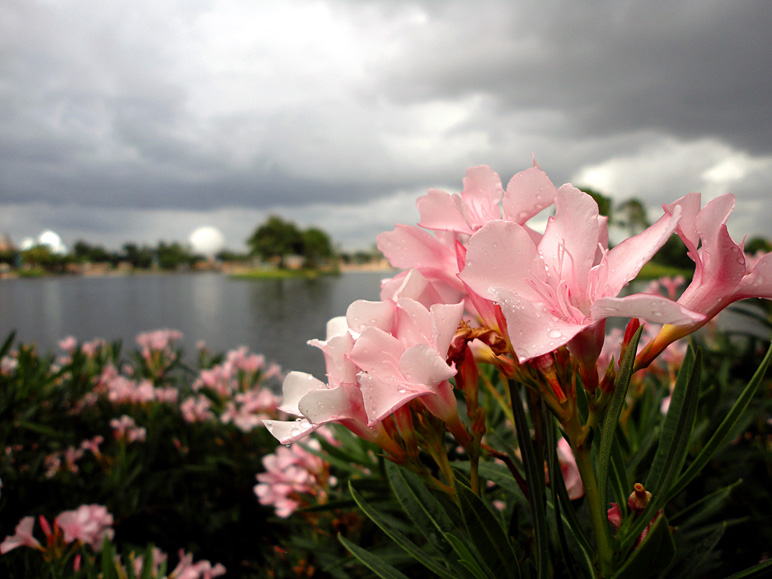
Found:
<box><xmin>37</xmin><ymin>230</ymin><xmax>67</xmax><ymax>255</ymax></box>
<box><xmin>188</xmin><ymin>226</ymin><xmax>226</xmax><ymax>257</ymax></box>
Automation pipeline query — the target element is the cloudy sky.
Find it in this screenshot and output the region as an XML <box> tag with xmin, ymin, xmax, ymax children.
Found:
<box><xmin>2</xmin><ymin>0</ymin><xmax>771</xmax><ymax>253</ymax></box>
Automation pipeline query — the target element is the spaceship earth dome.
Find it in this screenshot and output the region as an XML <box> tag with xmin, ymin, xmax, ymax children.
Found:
<box><xmin>188</xmin><ymin>226</ymin><xmax>226</xmax><ymax>257</ymax></box>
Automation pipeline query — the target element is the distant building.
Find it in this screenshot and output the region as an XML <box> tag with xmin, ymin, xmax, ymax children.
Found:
<box><xmin>0</xmin><ymin>233</ymin><xmax>15</xmax><ymax>253</ymax></box>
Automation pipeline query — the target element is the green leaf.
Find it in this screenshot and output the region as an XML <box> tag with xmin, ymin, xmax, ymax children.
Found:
<box><xmin>645</xmin><ymin>346</ymin><xmax>698</xmax><ymax>493</ymax></box>
<box><xmin>339</xmin><ymin>534</ymin><xmax>412</xmax><ymax>579</ymax></box>
<box><xmin>619</xmin><ymin>348</ymin><xmax>701</xmax><ymax>553</ymax></box>
<box><xmin>723</xmin><ymin>558</ymin><xmax>772</xmax><ymax>579</ymax></box>
<box><xmin>611</xmin><ymin>514</ymin><xmax>675</xmax><ymax>579</ymax></box>
<box><xmin>444</xmin><ymin>533</ymin><xmax>491</xmax><ymax>579</ymax></box>
<box><xmin>385</xmin><ymin>461</ymin><xmax>461</xmax><ymax>558</ymax></box>
<box><xmin>599</xmin><ymin>327</ymin><xmax>643</xmax><ymax>510</ymax></box>
<box><xmin>456</xmin><ymin>482</ymin><xmax>520</xmax><ymax>579</ymax></box>
<box><xmin>668</xmin><ymin>343</ymin><xmax>772</xmax><ymax>500</ymax></box>
<box><xmin>508</xmin><ymin>379</ymin><xmax>550</xmax><ymax>578</ymax></box>
<box><xmin>348</xmin><ymin>483</ymin><xmax>462</xmax><ymax>579</ymax></box>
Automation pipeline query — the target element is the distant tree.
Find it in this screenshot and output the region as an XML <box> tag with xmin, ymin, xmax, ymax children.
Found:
<box><xmin>72</xmin><ymin>240</ymin><xmax>114</xmax><ymax>264</ymax></box>
<box><xmin>156</xmin><ymin>241</ymin><xmax>197</xmax><ymax>271</ymax></box>
<box><xmin>745</xmin><ymin>237</ymin><xmax>772</xmax><ymax>255</ymax></box>
<box><xmin>616</xmin><ymin>199</ymin><xmax>650</xmax><ymax>236</ymax></box>
<box><xmin>246</xmin><ymin>216</ymin><xmax>304</xmax><ymax>269</ymax></box>
<box><xmin>301</xmin><ymin>227</ymin><xmax>334</xmax><ymax>268</ymax></box>
<box><xmin>651</xmin><ymin>234</ymin><xmax>695</xmax><ymax>271</ymax></box>
<box><xmin>121</xmin><ymin>243</ymin><xmax>154</xmax><ymax>269</ymax></box>
<box><xmin>21</xmin><ymin>245</ymin><xmax>66</xmax><ymax>271</ymax></box>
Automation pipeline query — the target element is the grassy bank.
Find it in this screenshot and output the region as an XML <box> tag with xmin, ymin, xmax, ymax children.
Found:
<box><xmin>228</xmin><ymin>267</ymin><xmax>340</xmax><ymax>280</ymax></box>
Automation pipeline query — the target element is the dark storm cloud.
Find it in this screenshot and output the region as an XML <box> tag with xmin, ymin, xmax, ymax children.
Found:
<box><xmin>1</xmin><ymin>0</ymin><xmax>771</xmax><ymax>249</ymax></box>
<box><xmin>377</xmin><ymin>1</ymin><xmax>772</xmax><ymax>154</ymax></box>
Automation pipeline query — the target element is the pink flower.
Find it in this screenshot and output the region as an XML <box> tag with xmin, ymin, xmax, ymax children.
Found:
<box><xmin>263</xmin><ymin>317</ymin><xmax>405</xmax><ymax>460</ymax></box>
<box><xmin>460</xmin><ymin>185</ymin><xmax>702</xmax><ymax>363</ymax></box>
<box><xmin>110</xmin><ymin>415</ymin><xmax>146</xmax><ymax>443</ymax></box>
<box><xmin>556</xmin><ymin>438</ymin><xmax>583</xmax><ymax>500</ymax></box>
<box><xmin>347</xmin><ymin>296</ymin><xmax>465</xmax><ymax>427</ymax></box>
<box><xmin>638</xmin><ymin>193</ymin><xmax>772</xmax><ymax>366</ymax></box>
<box><xmin>0</xmin><ymin>516</ymin><xmax>42</xmax><ymax>554</ymax></box>
<box><xmin>180</xmin><ymin>396</ymin><xmax>214</xmax><ymax>423</ymax></box>
<box><xmin>170</xmin><ymin>550</ymin><xmax>226</xmax><ymax>579</ymax></box>
<box><xmin>55</xmin><ymin>504</ymin><xmax>114</xmax><ymax>550</ymax></box>
<box><xmin>254</xmin><ymin>437</ymin><xmax>330</xmax><ymax>518</ymax></box>
<box><xmin>58</xmin><ymin>336</ymin><xmax>78</xmax><ymax>353</ymax></box>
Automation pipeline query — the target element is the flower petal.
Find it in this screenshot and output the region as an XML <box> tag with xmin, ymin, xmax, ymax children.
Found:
<box><xmin>399</xmin><ymin>343</ymin><xmax>456</xmax><ymax>386</ymax></box>
<box><xmin>460</xmin><ymin>220</ymin><xmax>542</xmax><ymax>302</ymax></box>
<box><xmin>493</xmin><ymin>288</ymin><xmax>587</xmax><ymax>361</ymax></box>
<box><xmin>297</xmin><ymin>382</ymin><xmax>367</xmax><ymax>425</ymax></box>
<box><xmin>262</xmin><ymin>418</ymin><xmax>319</xmax><ymax>445</ymax></box>
<box><xmin>417</xmin><ymin>188</ymin><xmax>472</xmax><ymax>234</ymax></box>
<box><xmin>501</xmin><ymin>164</ymin><xmax>559</xmax><ymax>224</ymax></box>
<box><xmin>538</xmin><ymin>185</ymin><xmax>599</xmax><ymax>294</ymax></box>
<box><xmin>600</xmin><ymin>207</ymin><xmax>682</xmax><ymax>296</ymax></box>
<box><xmin>591</xmin><ymin>294</ymin><xmax>704</xmax><ymax>325</ymax></box>
<box><xmin>377</xmin><ymin>224</ymin><xmax>457</xmax><ymax>272</ymax></box>
<box><xmin>278</xmin><ymin>372</ymin><xmax>326</xmax><ymax>415</ymax></box>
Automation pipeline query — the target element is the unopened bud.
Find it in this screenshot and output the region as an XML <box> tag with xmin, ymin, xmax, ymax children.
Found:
<box><xmin>628</xmin><ymin>482</ymin><xmax>651</xmax><ymax>511</ymax></box>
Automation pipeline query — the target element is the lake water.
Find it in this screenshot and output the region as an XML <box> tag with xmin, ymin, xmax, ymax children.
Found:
<box><xmin>0</xmin><ymin>271</ymin><xmax>390</xmax><ymax>378</ymax></box>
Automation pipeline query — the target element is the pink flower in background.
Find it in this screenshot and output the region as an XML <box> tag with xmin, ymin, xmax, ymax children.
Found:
<box><xmin>254</xmin><ymin>435</ymin><xmax>332</xmax><ymax>518</ymax></box>
<box><xmin>180</xmin><ymin>396</ymin><xmax>214</xmax><ymax>423</ymax></box>
<box><xmin>170</xmin><ymin>550</ymin><xmax>226</xmax><ymax>579</ymax></box>
<box><xmin>556</xmin><ymin>438</ymin><xmax>584</xmax><ymax>500</ymax></box>
<box><xmin>0</xmin><ymin>516</ymin><xmax>42</xmax><ymax>553</ymax></box>
<box><xmin>110</xmin><ymin>415</ymin><xmax>146</xmax><ymax>443</ymax></box>
<box><xmin>461</xmin><ymin>185</ymin><xmax>702</xmax><ymax>363</ymax></box>
<box><xmin>58</xmin><ymin>336</ymin><xmax>78</xmax><ymax>354</ymax></box>
<box><xmin>55</xmin><ymin>504</ymin><xmax>114</xmax><ymax>550</ymax></box>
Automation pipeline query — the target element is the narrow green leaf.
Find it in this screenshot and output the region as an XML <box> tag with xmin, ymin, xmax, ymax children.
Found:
<box><xmin>508</xmin><ymin>379</ymin><xmax>550</xmax><ymax>578</ymax></box>
<box><xmin>620</xmin><ymin>348</ymin><xmax>701</xmax><ymax>552</ymax></box>
<box><xmin>668</xmin><ymin>343</ymin><xmax>772</xmax><ymax>500</ymax></box>
<box><xmin>645</xmin><ymin>346</ymin><xmax>697</xmax><ymax>493</ymax></box>
<box><xmin>444</xmin><ymin>534</ymin><xmax>491</xmax><ymax>579</ymax></box>
<box><xmin>611</xmin><ymin>514</ymin><xmax>675</xmax><ymax>579</ymax></box>
<box><xmin>669</xmin><ymin>479</ymin><xmax>742</xmax><ymax>528</ymax></box>
<box><xmin>385</xmin><ymin>461</ymin><xmax>461</xmax><ymax>557</ymax></box>
<box><xmin>140</xmin><ymin>544</ymin><xmax>156</xmax><ymax>579</ymax></box>
<box><xmin>599</xmin><ymin>327</ymin><xmax>643</xmax><ymax>509</ymax></box>
<box><xmin>456</xmin><ymin>482</ymin><xmax>520</xmax><ymax>579</ymax></box>
<box><xmin>0</xmin><ymin>330</ymin><xmax>15</xmax><ymax>359</ymax></box>
<box><xmin>723</xmin><ymin>559</ymin><xmax>772</xmax><ymax>579</ymax></box>
<box><xmin>544</xmin><ymin>413</ymin><xmax>581</xmax><ymax>579</ymax></box>
<box><xmin>338</xmin><ymin>534</ymin><xmax>412</xmax><ymax>579</ymax></box>
<box><xmin>348</xmin><ymin>483</ymin><xmax>462</xmax><ymax>579</ymax></box>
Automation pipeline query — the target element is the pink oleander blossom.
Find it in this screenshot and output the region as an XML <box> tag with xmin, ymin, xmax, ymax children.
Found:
<box><xmin>254</xmin><ymin>435</ymin><xmax>331</xmax><ymax>518</ymax></box>
<box><xmin>347</xmin><ymin>296</ymin><xmax>465</xmax><ymax>427</ymax></box>
<box><xmin>55</xmin><ymin>504</ymin><xmax>114</xmax><ymax>550</ymax></box>
<box><xmin>170</xmin><ymin>550</ymin><xmax>226</xmax><ymax>579</ymax></box>
<box><xmin>0</xmin><ymin>516</ymin><xmax>42</xmax><ymax>553</ymax></box>
<box><xmin>180</xmin><ymin>395</ymin><xmax>215</xmax><ymax>423</ymax></box>
<box><xmin>263</xmin><ymin>317</ymin><xmax>405</xmax><ymax>459</ymax></box>
<box><xmin>110</xmin><ymin>415</ymin><xmax>146</xmax><ymax>443</ymax></box>
<box><xmin>638</xmin><ymin>193</ymin><xmax>772</xmax><ymax>366</ymax></box>
<box><xmin>460</xmin><ymin>184</ymin><xmax>702</xmax><ymax>363</ymax></box>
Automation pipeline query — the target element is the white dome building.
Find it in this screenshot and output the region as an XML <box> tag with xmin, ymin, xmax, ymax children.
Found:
<box><xmin>188</xmin><ymin>226</ymin><xmax>226</xmax><ymax>258</ymax></box>
<box><xmin>21</xmin><ymin>230</ymin><xmax>68</xmax><ymax>254</ymax></box>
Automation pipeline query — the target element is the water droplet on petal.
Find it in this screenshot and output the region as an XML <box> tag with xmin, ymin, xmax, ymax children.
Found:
<box><xmin>548</xmin><ymin>329</ymin><xmax>562</xmax><ymax>339</ymax></box>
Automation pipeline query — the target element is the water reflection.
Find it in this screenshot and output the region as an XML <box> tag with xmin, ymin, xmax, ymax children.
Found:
<box><xmin>0</xmin><ymin>272</ymin><xmax>388</xmax><ymax>379</ymax></box>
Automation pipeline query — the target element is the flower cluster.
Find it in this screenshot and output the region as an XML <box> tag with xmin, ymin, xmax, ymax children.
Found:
<box><xmin>254</xmin><ymin>430</ymin><xmax>337</xmax><ymax>518</ymax></box>
<box><xmin>265</xmin><ymin>161</ymin><xmax>772</xmax><ymax>497</ymax></box>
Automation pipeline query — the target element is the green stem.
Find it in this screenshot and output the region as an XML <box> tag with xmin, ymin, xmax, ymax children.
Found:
<box><xmin>573</xmin><ymin>442</ymin><xmax>615</xmax><ymax>577</ymax></box>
